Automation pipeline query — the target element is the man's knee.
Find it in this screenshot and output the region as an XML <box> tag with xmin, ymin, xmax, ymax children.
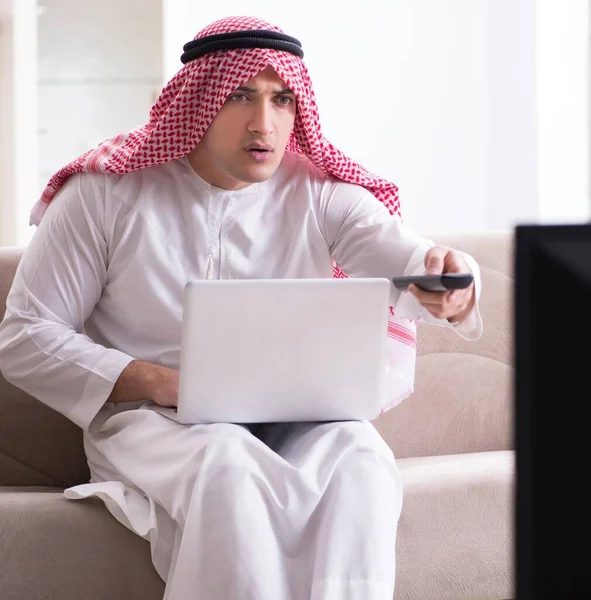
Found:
<box><xmin>328</xmin><ymin>423</ymin><xmax>401</xmax><ymax>500</ymax></box>
<box><xmin>199</xmin><ymin>425</ymin><xmax>265</xmax><ymax>488</ymax></box>
<box><xmin>327</xmin><ymin>420</ymin><xmax>395</xmax><ymax>462</ymax></box>
<box><xmin>166</xmin><ymin>423</ymin><xmax>259</xmax><ymax>525</ymax></box>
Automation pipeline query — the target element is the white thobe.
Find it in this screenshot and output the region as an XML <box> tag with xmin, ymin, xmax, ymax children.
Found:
<box><xmin>0</xmin><ymin>151</ymin><xmax>482</xmax><ymax>600</ymax></box>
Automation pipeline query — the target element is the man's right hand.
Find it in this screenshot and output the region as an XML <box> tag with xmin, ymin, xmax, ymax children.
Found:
<box><xmin>150</xmin><ymin>363</ymin><xmax>180</xmax><ymax>408</ymax></box>
<box><xmin>108</xmin><ymin>360</ymin><xmax>179</xmax><ymax>407</ymax></box>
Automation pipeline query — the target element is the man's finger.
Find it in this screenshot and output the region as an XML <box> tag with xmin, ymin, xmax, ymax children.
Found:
<box><xmin>424</xmin><ymin>246</ymin><xmax>448</xmax><ymax>275</ymax></box>
<box><xmin>443</xmin><ymin>250</ymin><xmax>470</xmax><ymax>274</ymax></box>
<box><xmin>408</xmin><ymin>284</ymin><xmax>448</xmax><ymax>304</ymax></box>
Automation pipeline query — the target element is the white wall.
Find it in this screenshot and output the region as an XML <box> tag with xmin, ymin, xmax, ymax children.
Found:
<box><xmin>536</xmin><ymin>0</ymin><xmax>590</xmax><ymax>225</ymax></box>
<box><xmin>0</xmin><ymin>7</ymin><xmax>15</xmax><ymax>245</ymax></box>
<box><xmin>13</xmin><ymin>0</ymin><xmax>38</xmax><ymax>246</ymax></box>
<box><xmin>162</xmin><ymin>0</ymin><xmax>198</xmax><ymax>82</ymax></box>
<box><xmin>0</xmin><ymin>0</ymin><xmax>38</xmax><ymax>247</ymax></box>
<box><xmin>34</xmin><ymin>0</ymin><xmax>162</xmax><ymax>243</ymax></box>
<box><xmin>488</xmin><ymin>0</ymin><xmax>538</xmax><ymax>231</ymax></box>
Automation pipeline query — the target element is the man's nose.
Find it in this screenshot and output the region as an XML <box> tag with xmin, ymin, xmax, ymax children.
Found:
<box><xmin>247</xmin><ymin>101</ymin><xmax>273</xmax><ymax>136</ymax></box>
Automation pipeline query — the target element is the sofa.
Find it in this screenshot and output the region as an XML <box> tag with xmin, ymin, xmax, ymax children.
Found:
<box><xmin>0</xmin><ymin>231</ymin><xmax>515</xmax><ymax>600</ymax></box>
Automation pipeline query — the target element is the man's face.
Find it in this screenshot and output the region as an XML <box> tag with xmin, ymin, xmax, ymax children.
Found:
<box><xmin>188</xmin><ymin>66</ymin><xmax>297</xmax><ymax>190</ymax></box>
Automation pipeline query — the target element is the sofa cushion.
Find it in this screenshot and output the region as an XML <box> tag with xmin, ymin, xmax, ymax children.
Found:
<box><xmin>395</xmin><ymin>450</ymin><xmax>515</xmax><ymax>600</ymax></box>
<box><xmin>0</xmin><ymin>488</ymin><xmax>165</xmax><ymax>600</ymax></box>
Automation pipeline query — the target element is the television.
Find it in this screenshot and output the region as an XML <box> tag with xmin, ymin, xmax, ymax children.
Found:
<box><xmin>514</xmin><ymin>223</ymin><xmax>591</xmax><ymax>599</ymax></box>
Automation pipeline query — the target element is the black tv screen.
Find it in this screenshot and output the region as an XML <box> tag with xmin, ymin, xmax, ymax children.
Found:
<box><xmin>514</xmin><ymin>223</ymin><xmax>591</xmax><ymax>599</ymax></box>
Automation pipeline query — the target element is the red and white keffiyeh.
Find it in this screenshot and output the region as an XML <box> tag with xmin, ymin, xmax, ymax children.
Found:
<box><xmin>31</xmin><ymin>16</ymin><xmax>417</xmax><ymax>412</ymax></box>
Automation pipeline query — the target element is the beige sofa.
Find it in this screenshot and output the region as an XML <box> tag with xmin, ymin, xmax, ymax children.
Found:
<box><xmin>0</xmin><ymin>232</ymin><xmax>515</xmax><ymax>600</ymax></box>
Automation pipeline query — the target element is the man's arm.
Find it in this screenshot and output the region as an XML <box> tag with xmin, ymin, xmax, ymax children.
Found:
<box><xmin>0</xmin><ymin>174</ymin><xmax>163</xmax><ymax>430</ymax></box>
<box><xmin>319</xmin><ymin>186</ymin><xmax>483</xmax><ymax>339</ymax></box>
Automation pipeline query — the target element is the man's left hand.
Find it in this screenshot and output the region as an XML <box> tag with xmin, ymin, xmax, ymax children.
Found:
<box><xmin>408</xmin><ymin>246</ymin><xmax>475</xmax><ymax>323</ymax></box>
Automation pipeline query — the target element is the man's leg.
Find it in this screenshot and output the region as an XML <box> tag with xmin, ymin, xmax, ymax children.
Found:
<box><xmin>84</xmin><ymin>407</ymin><xmax>295</xmax><ymax>600</ymax></box>
<box><xmin>260</xmin><ymin>420</ymin><xmax>402</xmax><ymax>600</ymax></box>
<box><xmin>84</xmin><ymin>408</ymin><xmax>401</xmax><ymax>600</ymax></box>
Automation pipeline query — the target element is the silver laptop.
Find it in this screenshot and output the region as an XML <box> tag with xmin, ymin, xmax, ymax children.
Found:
<box><xmin>177</xmin><ymin>278</ymin><xmax>390</xmax><ymax>424</ymax></box>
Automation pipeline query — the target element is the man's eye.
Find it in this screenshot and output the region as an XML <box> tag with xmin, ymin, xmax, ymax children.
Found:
<box><xmin>275</xmin><ymin>96</ymin><xmax>294</xmax><ymax>106</ymax></box>
<box><xmin>229</xmin><ymin>94</ymin><xmax>248</xmax><ymax>102</ymax></box>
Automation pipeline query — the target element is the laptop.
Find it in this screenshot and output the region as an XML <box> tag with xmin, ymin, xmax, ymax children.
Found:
<box><xmin>176</xmin><ymin>278</ymin><xmax>391</xmax><ymax>424</ymax></box>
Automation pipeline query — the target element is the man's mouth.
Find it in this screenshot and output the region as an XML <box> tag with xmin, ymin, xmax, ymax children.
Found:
<box><xmin>245</xmin><ymin>144</ymin><xmax>274</xmax><ymax>162</ymax></box>
<box><xmin>246</xmin><ymin>143</ymin><xmax>273</xmax><ymax>152</ymax></box>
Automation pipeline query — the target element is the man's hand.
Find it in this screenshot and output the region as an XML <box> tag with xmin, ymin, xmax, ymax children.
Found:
<box><xmin>150</xmin><ymin>364</ymin><xmax>180</xmax><ymax>408</ymax></box>
<box><xmin>408</xmin><ymin>246</ymin><xmax>475</xmax><ymax>323</ymax></box>
<box><xmin>108</xmin><ymin>360</ymin><xmax>179</xmax><ymax>407</ymax></box>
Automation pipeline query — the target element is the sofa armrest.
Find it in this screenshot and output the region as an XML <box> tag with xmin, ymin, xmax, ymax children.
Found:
<box><xmin>0</xmin><ymin>247</ymin><xmax>24</xmax><ymax>321</ymax></box>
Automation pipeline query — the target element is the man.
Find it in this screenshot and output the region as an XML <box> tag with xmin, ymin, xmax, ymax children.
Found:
<box><xmin>0</xmin><ymin>16</ymin><xmax>482</xmax><ymax>600</ymax></box>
